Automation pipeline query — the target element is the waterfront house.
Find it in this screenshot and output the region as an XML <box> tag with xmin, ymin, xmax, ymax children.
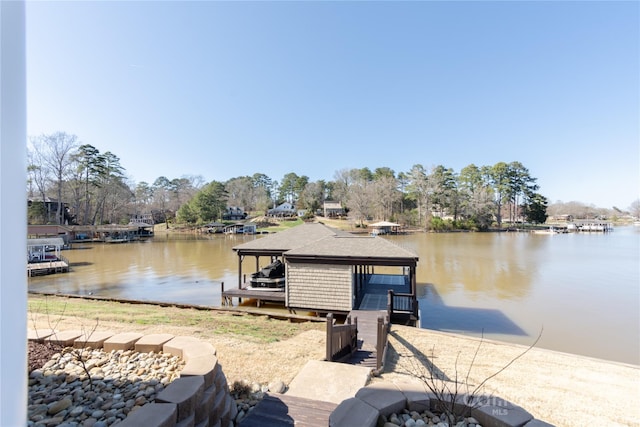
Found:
<box><xmin>222</xmin><ymin>206</ymin><xmax>247</xmax><ymax>221</ymax></box>
<box><xmin>128</xmin><ymin>213</ymin><xmax>154</xmax><ymax>237</ymax></box>
<box><xmin>267</xmin><ymin>202</ymin><xmax>296</xmax><ymax>217</ymax></box>
<box><xmin>322</xmin><ymin>201</ymin><xmax>345</xmax><ymax>218</ymax></box>
<box><xmin>27</xmin><ymin>197</ymin><xmax>73</xmax><ymax>224</ymax></box>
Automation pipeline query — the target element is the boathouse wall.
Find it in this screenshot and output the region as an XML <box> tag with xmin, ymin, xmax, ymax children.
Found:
<box><xmin>286</xmin><ymin>263</ymin><xmax>352</xmax><ymax>312</ymax></box>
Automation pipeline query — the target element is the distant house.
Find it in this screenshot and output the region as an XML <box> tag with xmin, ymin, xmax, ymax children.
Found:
<box><xmin>267</xmin><ymin>202</ymin><xmax>296</xmax><ymax>217</ymax></box>
<box><xmin>28</xmin><ymin>197</ymin><xmax>73</xmax><ymax>224</ymax></box>
<box><xmin>322</xmin><ymin>201</ymin><xmax>345</xmax><ymax>218</ymax></box>
<box><xmin>223</xmin><ymin>207</ymin><xmax>247</xmax><ymax>221</ymax></box>
<box><xmin>130</xmin><ymin>213</ymin><xmax>154</xmax><ymax>225</ymax></box>
<box><xmin>128</xmin><ymin>213</ymin><xmax>155</xmax><ymax>237</ymax></box>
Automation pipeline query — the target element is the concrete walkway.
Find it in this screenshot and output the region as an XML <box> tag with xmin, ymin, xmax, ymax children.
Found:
<box><xmin>285</xmin><ymin>360</ymin><xmax>371</xmax><ymax>404</ymax></box>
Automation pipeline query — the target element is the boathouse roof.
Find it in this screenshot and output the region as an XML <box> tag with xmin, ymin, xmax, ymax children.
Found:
<box><xmin>27</xmin><ymin>237</ymin><xmax>65</xmax><ymax>248</ymax></box>
<box><xmin>232</xmin><ymin>223</ymin><xmax>347</xmax><ymax>254</ymax></box>
<box><xmin>233</xmin><ymin>222</ymin><xmax>418</xmax><ymax>265</ymax></box>
<box><xmin>285</xmin><ymin>234</ymin><xmax>418</xmax><ymax>266</ymax></box>
<box><xmin>368</xmin><ymin>221</ymin><xmax>401</xmax><ymax>228</ymax></box>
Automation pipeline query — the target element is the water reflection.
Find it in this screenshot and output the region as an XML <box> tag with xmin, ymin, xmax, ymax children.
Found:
<box><xmin>419</xmin><ymin>283</ymin><xmax>527</xmax><ymax>335</ymax></box>
<box><xmin>389</xmin><ymin>233</ymin><xmax>540</xmax><ymax>299</ymax></box>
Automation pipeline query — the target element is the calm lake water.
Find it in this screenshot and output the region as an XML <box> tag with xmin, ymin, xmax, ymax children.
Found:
<box><xmin>29</xmin><ymin>227</ymin><xmax>640</xmax><ymax>365</ymax></box>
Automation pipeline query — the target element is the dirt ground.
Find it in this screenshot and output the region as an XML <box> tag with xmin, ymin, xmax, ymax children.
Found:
<box><xmin>27</xmin><ymin>309</ymin><xmax>639</xmax><ymax>427</ymax></box>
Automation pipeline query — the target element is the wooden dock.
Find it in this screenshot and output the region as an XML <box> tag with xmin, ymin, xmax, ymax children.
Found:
<box><xmin>346</xmin><ymin>309</ymin><xmax>387</xmax><ymax>369</ymax></box>
<box><xmin>238</xmin><ymin>393</ymin><xmax>337</xmax><ymax>427</ymax></box>
<box><xmin>221</xmin><ymin>286</ymin><xmax>285</xmax><ymax>307</ymax></box>
<box><xmin>27</xmin><ymin>258</ymin><xmax>69</xmax><ymax>277</ymax></box>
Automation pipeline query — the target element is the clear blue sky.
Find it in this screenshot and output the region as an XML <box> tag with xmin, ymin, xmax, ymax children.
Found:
<box><xmin>26</xmin><ymin>1</ymin><xmax>639</xmax><ymax>209</ymax></box>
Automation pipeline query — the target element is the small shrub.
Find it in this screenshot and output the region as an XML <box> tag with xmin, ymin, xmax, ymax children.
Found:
<box><xmin>230</xmin><ymin>380</ymin><xmax>252</xmax><ymax>398</ymax></box>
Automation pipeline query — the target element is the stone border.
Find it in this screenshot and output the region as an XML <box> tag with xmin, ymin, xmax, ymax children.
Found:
<box><xmin>328</xmin><ymin>381</ymin><xmax>555</xmax><ymax>427</ymax></box>
<box><xmin>28</xmin><ymin>330</ymin><xmax>236</xmax><ymax>427</ymax></box>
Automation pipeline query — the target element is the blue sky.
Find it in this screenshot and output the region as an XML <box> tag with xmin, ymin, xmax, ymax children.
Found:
<box><xmin>26</xmin><ymin>1</ymin><xmax>639</xmax><ymax>209</ymax></box>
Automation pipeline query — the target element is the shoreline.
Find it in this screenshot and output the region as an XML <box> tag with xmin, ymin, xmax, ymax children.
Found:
<box><xmin>29</xmin><ymin>290</ymin><xmax>639</xmax><ymax>367</ymax></box>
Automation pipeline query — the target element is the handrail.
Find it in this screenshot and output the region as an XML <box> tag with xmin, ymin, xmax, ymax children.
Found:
<box><xmin>325</xmin><ymin>313</ymin><xmax>358</xmax><ymax>363</ymax></box>
<box><xmin>387</xmin><ymin>290</ymin><xmax>419</xmax><ymax>325</ymax></box>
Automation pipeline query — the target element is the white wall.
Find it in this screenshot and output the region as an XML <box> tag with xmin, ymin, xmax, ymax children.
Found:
<box><xmin>0</xmin><ymin>1</ymin><xmax>27</xmax><ymax>425</ymax></box>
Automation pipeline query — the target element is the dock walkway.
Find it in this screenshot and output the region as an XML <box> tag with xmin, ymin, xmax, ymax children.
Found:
<box><xmin>221</xmin><ymin>287</ymin><xmax>285</xmax><ymax>307</ymax></box>
<box><xmin>27</xmin><ymin>259</ymin><xmax>69</xmax><ymax>277</ymax></box>
<box><xmin>238</xmin><ymin>392</ymin><xmax>337</xmax><ymax>427</ymax></box>
<box><xmin>346</xmin><ymin>309</ymin><xmax>387</xmax><ymax>368</ymax></box>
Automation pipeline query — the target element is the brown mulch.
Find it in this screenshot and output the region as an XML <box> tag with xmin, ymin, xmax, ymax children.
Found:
<box><xmin>28</xmin><ymin>341</ymin><xmax>63</xmax><ymax>373</ymax></box>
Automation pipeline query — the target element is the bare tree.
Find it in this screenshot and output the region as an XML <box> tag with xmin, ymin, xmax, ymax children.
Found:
<box><xmin>332</xmin><ymin>168</ymin><xmax>354</xmax><ymax>208</ymax></box>
<box><xmin>298</xmin><ymin>180</ymin><xmax>326</xmax><ymax>214</ymax></box>
<box><xmin>30</xmin><ymin>132</ymin><xmax>79</xmax><ymax>224</ymax></box>
<box><xmin>225</xmin><ymin>176</ymin><xmax>255</xmax><ymax>210</ymax></box>
<box><xmin>371</xmin><ymin>175</ymin><xmax>400</xmax><ymax>221</ymax></box>
<box><xmin>406</xmin><ymin>164</ymin><xmax>431</xmax><ymax>228</ymax></box>
<box><xmin>27</xmin><ymin>145</ymin><xmax>51</xmax><ymax>223</ymax></box>
<box><xmin>346</xmin><ymin>170</ymin><xmax>374</xmax><ymax>227</ymax></box>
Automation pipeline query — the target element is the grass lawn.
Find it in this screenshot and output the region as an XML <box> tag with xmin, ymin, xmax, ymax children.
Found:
<box><xmin>27</xmin><ymin>294</ymin><xmax>323</xmax><ymax>344</ymax></box>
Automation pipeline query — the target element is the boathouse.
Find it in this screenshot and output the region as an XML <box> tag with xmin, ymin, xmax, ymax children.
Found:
<box><xmin>27</xmin><ymin>237</ymin><xmax>69</xmax><ymax>276</ymax></box>
<box><xmin>228</xmin><ymin>223</ymin><xmax>419</xmax><ymax>324</ymax></box>
<box><xmin>368</xmin><ymin>221</ymin><xmax>403</xmax><ymax>236</ymax></box>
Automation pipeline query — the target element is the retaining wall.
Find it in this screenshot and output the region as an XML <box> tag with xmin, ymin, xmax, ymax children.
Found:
<box><xmin>329</xmin><ymin>381</ymin><xmax>554</xmax><ymax>427</ymax></box>
<box><xmin>28</xmin><ymin>330</ymin><xmax>236</xmax><ymax>427</ymax></box>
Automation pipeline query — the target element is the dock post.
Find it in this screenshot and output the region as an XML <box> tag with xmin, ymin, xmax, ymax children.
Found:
<box><xmin>387</xmin><ymin>290</ymin><xmax>394</xmax><ymax>322</ymax></box>
<box><xmin>376</xmin><ymin>316</ymin><xmax>383</xmax><ymax>370</ymax></box>
<box><xmin>220</xmin><ymin>282</ymin><xmax>226</xmax><ymax>306</ymax></box>
<box><xmin>326</xmin><ymin>313</ymin><xmax>333</xmax><ymax>361</ymax></box>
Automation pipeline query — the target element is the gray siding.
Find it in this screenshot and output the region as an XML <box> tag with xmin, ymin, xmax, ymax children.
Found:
<box><xmin>287</xmin><ymin>263</ymin><xmax>352</xmax><ymax>311</ymax></box>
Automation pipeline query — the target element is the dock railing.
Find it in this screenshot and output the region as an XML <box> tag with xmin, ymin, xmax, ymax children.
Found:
<box><xmin>387</xmin><ymin>289</ymin><xmax>419</xmax><ymax>326</ymax></box>
<box><xmin>325</xmin><ymin>313</ymin><xmax>358</xmax><ymax>363</ymax></box>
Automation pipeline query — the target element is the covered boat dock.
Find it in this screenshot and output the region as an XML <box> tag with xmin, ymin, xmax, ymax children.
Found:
<box><xmin>27</xmin><ymin>237</ymin><xmax>69</xmax><ymax>276</ymax></box>
<box><xmin>225</xmin><ymin>223</ymin><xmax>419</xmax><ymax>325</ymax></box>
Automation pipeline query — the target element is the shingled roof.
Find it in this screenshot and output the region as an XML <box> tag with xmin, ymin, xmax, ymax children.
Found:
<box><xmin>232</xmin><ymin>223</ymin><xmax>347</xmax><ymax>254</ymax></box>
<box><xmin>233</xmin><ymin>222</ymin><xmax>418</xmax><ymax>266</ymax></box>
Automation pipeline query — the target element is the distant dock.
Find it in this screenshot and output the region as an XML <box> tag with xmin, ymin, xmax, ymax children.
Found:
<box><xmin>568</xmin><ymin>220</ymin><xmax>614</xmax><ymax>232</ymax></box>
<box><xmin>27</xmin><ymin>257</ymin><xmax>70</xmax><ymax>277</ymax></box>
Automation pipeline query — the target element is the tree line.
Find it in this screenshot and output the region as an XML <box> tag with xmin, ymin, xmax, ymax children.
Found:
<box><xmin>33</xmin><ymin>130</ymin><xmax>636</xmax><ymax>230</ymax></box>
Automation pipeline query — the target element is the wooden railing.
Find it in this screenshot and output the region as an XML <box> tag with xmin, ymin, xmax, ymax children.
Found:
<box><xmin>325</xmin><ymin>313</ymin><xmax>358</xmax><ymax>363</ymax></box>
<box><xmin>387</xmin><ymin>290</ymin><xmax>419</xmax><ymax>325</ymax></box>
<box><xmin>375</xmin><ymin>315</ymin><xmax>389</xmax><ymax>373</ymax></box>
